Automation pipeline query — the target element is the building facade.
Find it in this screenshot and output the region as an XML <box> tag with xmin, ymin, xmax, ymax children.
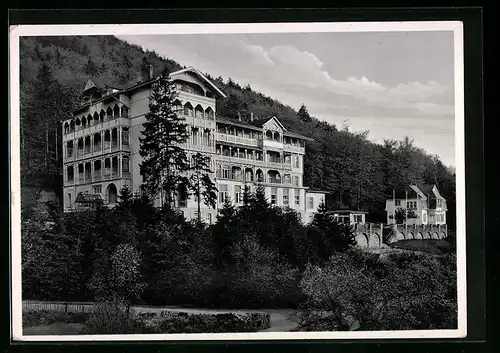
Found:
<box><xmin>61</xmin><ymin>66</ymin><xmax>325</xmax><ymax>224</ymax></box>
<box><xmin>385</xmin><ymin>184</ymin><xmax>447</xmax><ymax>225</ymax></box>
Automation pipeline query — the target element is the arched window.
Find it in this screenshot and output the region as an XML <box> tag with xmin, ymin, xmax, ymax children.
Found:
<box><xmin>274</xmin><ymin>132</ymin><xmax>281</xmax><ymax>142</ymax></box>
<box><xmin>75</xmin><ymin>118</ymin><xmax>81</xmax><ymax>130</ymax></box>
<box><xmin>93</xmin><ymin>112</ymin><xmax>99</xmax><ymax>125</ymax></box>
<box><xmin>106</xmin><ymin>107</ymin><xmax>113</xmax><ymax>120</ymax></box>
<box><xmin>107</xmin><ymin>183</ymin><xmax>118</xmax><ymax>205</ymax></box>
<box><xmin>267</xmin><ymin>170</ymin><xmax>281</xmax><ymax>184</ymax></box>
<box><xmin>266</xmin><ymin>130</ymin><xmax>273</xmax><ymax>140</ymax></box>
<box><xmin>64</xmin><ymin>122</ymin><xmax>69</xmax><ymax>134</ymax></box>
<box><xmin>231</xmin><ymin>166</ymin><xmax>242</xmax><ymax>181</ymax></box>
<box><xmin>100</xmin><ymin>109</ymin><xmax>105</xmax><ymax>123</ymax></box>
<box><xmin>113</xmin><ymin>104</ymin><xmax>120</xmax><ymax>117</ymax></box>
<box><xmin>195</xmin><ymin>105</ymin><xmax>204</xmax><ymax>119</ymax></box>
<box><xmin>70</xmin><ymin>120</ymin><xmax>75</xmax><ymax>132</ymax></box>
<box><xmin>205</xmin><ymin>107</ymin><xmax>214</xmax><ymax>120</ymax></box>
<box><xmin>256</xmin><ymin>169</ymin><xmax>264</xmax><ymax>183</ymax></box>
<box><xmin>66</xmin><ymin>141</ymin><xmax>73</xmax><ymax>158</ymax></box>
<box><xmin>84</xmin><ymin>136</ymin><xmax>91</xmax><ymax>154</ymax></box>
<box><xmin>82</xmin><ymin>117</ymin><xmax>87</xmax><ymax>128</ymax></box>
<box><xmin>184</xmin><ymin>102</ymin><xmax>193</xmax><ymax>117</ymax></box>
<box><xmin>93</xmin><ymin>133</ymin><xmax>101</xmax><ymax>150</ymax></box>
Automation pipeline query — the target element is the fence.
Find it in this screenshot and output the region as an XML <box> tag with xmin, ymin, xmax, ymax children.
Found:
<box><xmin>22</xmin><ymin>300</ymin><xmax>94</xmax><ymax>313</ymax></box>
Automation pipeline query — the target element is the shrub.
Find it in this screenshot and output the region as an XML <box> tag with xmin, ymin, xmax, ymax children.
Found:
<box><xmin>23</xmin><ymin>310</ymin><xmax>89</xmax><ymax>327</ymax></box>
<box><xmin>136</xmin><ymin>311</ymin><xmax>271</xmax><ymax>333</ymax></box>
<box><xmin>297</xmin><ymin>249</ymin><xmax>457</xmax><ymax>331</ymax></box>
<box><xmin>83</xmin><ymin>300</ymin><xmax>140</xmax><ymax>334</ymax></box>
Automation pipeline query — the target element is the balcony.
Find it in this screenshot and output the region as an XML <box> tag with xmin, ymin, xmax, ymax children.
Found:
<box><xmin>181</xmin><ymin>114</ymin><xmax>216</xmax><ymax>130</ymax></box>
<box><xmin>283</xmin><ymin>144</ymin><xmax>305</xmax><ymax>154</ymax></box>
<box><xmin>63</xmin><ymin>117</ymin><xmax>131</xmax><ymax>140</ymax></box>
<box><xmin>216</xmin><ymin>133</ymin><xmax>260</xmax><ymax>147</ymax></box>
<box><xmin>178</xmin><ymin>90</ymin><xmax>216</xmax><ymax>106</ymax></box>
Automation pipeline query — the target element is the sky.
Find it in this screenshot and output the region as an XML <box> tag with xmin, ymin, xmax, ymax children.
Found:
<box><xmin>118</xmin><ymin>31</ymin><xmax>456</xmax><ymax>166</ymax></box>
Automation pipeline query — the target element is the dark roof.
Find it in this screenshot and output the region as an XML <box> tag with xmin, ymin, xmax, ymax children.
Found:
<box><xmin>75</xmin><ymin>193</ymin><xmax>104</xmax><ymax>204</ymax></box>
<box><xmin>283</xmin><ymin>131</ymin><xmax>314</xmax><ymax>142</ymax></box>
<box><xmin>393</xmin><ymin>187</ymin><xmax>418</xmax><ymax>199</ymax></box>
<box><xmin>250</xmin><ymin>116</ymin><xmax>274</xmax><ymax>127</ymax></box>
<box><xmin>415</xmin><ymin>183</ymin><xmax>435</xmax><ymax>197</ymax></box>
<box><xmin>216</xmin><ymin>117</ymin><xmax>263</xmax><ymax>131</ymax></box>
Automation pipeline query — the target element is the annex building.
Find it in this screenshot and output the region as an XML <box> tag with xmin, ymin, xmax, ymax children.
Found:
<box><xmin>61</xmin><ymin>66</ymin><xmax>325</xmax><ymax>224</ymax></box>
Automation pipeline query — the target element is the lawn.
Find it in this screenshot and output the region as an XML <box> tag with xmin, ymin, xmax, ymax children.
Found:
<box><xmin>388</xmin><ymin>238</ymin><xmax>455</xmax><ymax>254</ymax></box>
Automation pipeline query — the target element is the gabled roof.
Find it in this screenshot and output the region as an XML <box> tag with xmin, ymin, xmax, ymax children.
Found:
<box><xmin>216</xmin><ymin>116</ymin><xmax>263</xmax><ymax>131</ymax></box>
<box><xmin>251</xmin><ymin>116</ymin><xmax>287</xmax><ymax>131</ymax></box>
<box><xmin>170</xmin><ymin>66</ymin><xmax>227</xmax><ymax>99</ymax></box>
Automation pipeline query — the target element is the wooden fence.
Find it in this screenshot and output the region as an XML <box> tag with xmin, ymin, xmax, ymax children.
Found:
<box><xmin>22</xmin><ymin>300</ymin><xmax>94</xmax><ymax>313</ymax></box>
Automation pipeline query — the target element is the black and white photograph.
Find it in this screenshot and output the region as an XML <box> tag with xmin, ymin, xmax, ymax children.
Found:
<box><xmin>9</xmin><ymin>21</ymin><xmax>466</xmax><ymax>341</ymax></box>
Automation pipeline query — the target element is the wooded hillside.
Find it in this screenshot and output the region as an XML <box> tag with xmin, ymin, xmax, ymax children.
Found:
<box><xmin>19</xmin><ymin>35</ymin><xmax>456</xmax><ymax>226</ymax></box>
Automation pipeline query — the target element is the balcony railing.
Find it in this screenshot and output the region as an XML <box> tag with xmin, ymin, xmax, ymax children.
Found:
<box><xmin>216</xmin><ymin>133</ymin><xmax>260</xmax><ymax>147</ymax></box>
<box><xmin>283</xmin><ymin>144</ymin><xmax>305</xmax><ymax>154</ymax></box>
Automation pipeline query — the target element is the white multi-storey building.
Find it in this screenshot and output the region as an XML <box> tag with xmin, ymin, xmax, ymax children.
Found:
<box><xmin>61</xmin><ymin>66</ymin><xmax>325</xmax><ymax>223</ymax></box>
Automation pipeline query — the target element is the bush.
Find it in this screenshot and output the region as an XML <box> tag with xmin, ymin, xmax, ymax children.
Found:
<box><xmin>297</xmin><ymin>249</ymin><xmax>457</xmax><ymax>331</ymax></box>
<box><xmin>23</xmin><ymin>310</ymin><xmax>89</xmax><ymax>327</ymax></box>
<box><xmin>136</xmin><ymin>311</ymin><xmax>270</xmax><ymax>333</ymax></box>
<box><xmin>83</xmin><ymin>300</ymin><xmax>141</xmax><ymax>334</ymax></box>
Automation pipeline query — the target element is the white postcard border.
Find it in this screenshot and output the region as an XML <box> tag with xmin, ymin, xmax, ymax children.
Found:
<box><xmin>9</xmin><ymin>20</ymin><xmax>466</xmax><ymax>341</ymax></box>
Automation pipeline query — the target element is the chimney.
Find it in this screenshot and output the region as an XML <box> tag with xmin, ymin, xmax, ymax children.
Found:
<box><xmin>250</xmin><ymin>112</ymin><xmax>254</xmax><ymax>122</ymax></box>
<box><xmin>237</xmin><ymin>112</ymin><xmax>241</xmax><ymax>121</ymax></box>
<box><xmin>149</xmin><ymin>65</ymin><xmax>153</xmax><ymax>80</ymax></box>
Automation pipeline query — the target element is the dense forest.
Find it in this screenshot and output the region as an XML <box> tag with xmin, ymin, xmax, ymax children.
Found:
<box><xmin>19</xmin><ymin>35</ymin><xmax>456</xmax><ymax>226</ymax></box>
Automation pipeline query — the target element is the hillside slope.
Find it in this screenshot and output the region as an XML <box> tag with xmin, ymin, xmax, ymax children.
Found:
<box><xmin>19</xmin><ymin>35</ymin><xmax>456</xmax><ymax>225</ymax></box>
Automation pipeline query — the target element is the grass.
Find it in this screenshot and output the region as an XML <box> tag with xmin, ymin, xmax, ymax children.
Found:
<box><xmin>23</xmin><ymin>323</ymin><xmax>85</xmax><ymax>335</ymax></box>
<box><xmin>388</xmin><ymin>238</ymin><xmax>455</xmax><ymax>255</ymax></box>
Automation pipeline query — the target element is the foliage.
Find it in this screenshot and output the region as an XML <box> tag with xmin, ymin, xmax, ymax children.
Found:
<box><xmin>297</xmin><ymin>249</ymin><xmax>457</xmax><ymax>331</ymax></box>
<box><xmin>83</xmin><ymin>300</ymin><xmax>140</xmax><ymax>334</ymax></box>
<box><xmin>23</xmin><ymin>310</ymin><xmax>89</xmax><ymax>327</ymax></box>
<box><xmin>188</xmin><ymin>152</ymin><xmax>218</xmax><ymax>223</ymax></box>
<box><xmin>394</xmin><ymin>208</ymin><xmax>418</xmax><ymax>224</ymax></box>
<box><xmin>139</xmin><ymin>67</ymin><xmax>190</xmax><ymax>207</ymax></box>
<box><xmin>137</xmin><ymin>311</ymin><xmax>270</xmax><ymax>333</ymax></box>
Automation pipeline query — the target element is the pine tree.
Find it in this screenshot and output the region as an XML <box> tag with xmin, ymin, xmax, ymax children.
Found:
<box><xmin>139</xmin><ymin>67</ymin><xmax>190</xmax><ymax>208</ymax></box>
<box><xmin>298</xmin><ymin>104</ymin><xmax>312</xmax><ymax>123</ymax></box>
<box><xmin>187</xmin><ymin>153</ymin><xmax>218</xmax><ymax>223</ymax></box>
<box><xmin>85</xmin><ymin>56</ymin><xmax>99</xmax><ymax>76</ymax></box>
<box><xmin>116</xmin><ymin>184</ymin><xmax>134</xmax><ymax>211</ymax></box>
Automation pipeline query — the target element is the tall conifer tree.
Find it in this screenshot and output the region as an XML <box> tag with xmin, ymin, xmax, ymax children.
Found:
<box><xmin>139</xmin><ymin>67</ymin><xmax>190</xmax><ymax>208</ymax></box>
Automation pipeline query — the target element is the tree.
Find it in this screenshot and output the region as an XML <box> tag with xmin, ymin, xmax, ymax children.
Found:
<box><xmin>213</xmin><ymin>198</ymin><xmax>238</xmax><ymax>264</ymax></box>
<box><xmin>85</xmin><ymin>56</ymin><xmax>99</xmax><ymax>76</ymax></box>
<box><xmin>116</xmin><ymin>185</ymin><xmax>134</xmax><ymax>211</ymax></box>
<box><xmin>394</xmin><ymin>208</ymin><xmax>418</xmax><ymax>224</ymax></box>
<box><xmin>298</xmin><ymin>104</ymin><xmax>312</xmax><ymax>123</ymax></box>
<box><xmin>188</xmin><ymin>152</ymin><xmax>218</xmax><ymax>223</ymax></box>
<box><xmin>308</xmin><ymin>201</ymin><xmax>356</xmax><ymax>261</ymax></box>
<box><xmin>139</xmin><ymin>67</ymin><xmax>190</xmax><ymax>208</ymax></box>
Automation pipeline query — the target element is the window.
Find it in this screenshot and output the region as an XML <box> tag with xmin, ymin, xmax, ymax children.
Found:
<box><xmin>68</xmin><ymin>193</ymin><xmax>72</xmax><ymax>205</ymax></box>
<box><xmin>192</xmin><ymin>129</ymin><xmax>199</xmax><ymax>145</ymax></box>
<box><xmin>219</xmin><ymin>184</ymin><xmax>228</xmax><ymax>203</ymax></box>
<box><xmin>407</xmin><ymin>201</ymin><xmax>417</xmax><ymax>209</ymax></box>
<box><xmin>222</xmin><ymin>166</ymin><xmax>230</xmax><ymax>179</ymax></box>
<box><xmin>283</xmin><ymin>189</ymin><xmax>289</xmax><ymax>206</ymax></box>
<box><xmin>293</xmin><ymin>176</ymin><xmax>299</xmax><ymax>187</ymax></box>
<box><xmin>437</xmin><ymin>199</ymin><xmax>443</xmax><ymax>208</ymax></box>
<box><xmin>93</xmin><ymin>185</ymin><xmax>102</xmax><ymax>194</ymax></box>
<box><xmin>122</xmin><ymin>128</ymin><xmax>129</xmax><ymax>145</ymax></box>
<box><xmin>235</xmin><ymin>185</ymin><xmax>242</xmax><ymax>204</ymax></box>
<box><xmin>354</xmin><ymin>214</ymin><xmax>363</xmax><ymax>223</ymax></box>
<box><xmin>122</xmin><ymin>157</ymin><xmax>130</xmax><ymax>173</ymax></box>
<box><xmin>294</xmin><ymin>189</ymin><xmax>300</xmax><ymax>206</ymax></box>
<box><xmin>307</xmin><ymin>197</ymin><xmax>314</xmax><ymax>209</ymax></box>
<box><xmin>206</xmin><ymin>212</ymin><xmax>212</xmax><ymax>225</ymax></box>
<box><xmin>395</xmin><ymin>200</ymin><xmax>401</xmax><ymax>206</ymax></box>
<box><xmin>271</xmin><ymin>187</ymin><xmax>277</xmax><ymax>205</ymax></box>
<box><xmin>293</xmin><ymin>155</ymin><xmax>300</xmax><ymax>168</ymax></box>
